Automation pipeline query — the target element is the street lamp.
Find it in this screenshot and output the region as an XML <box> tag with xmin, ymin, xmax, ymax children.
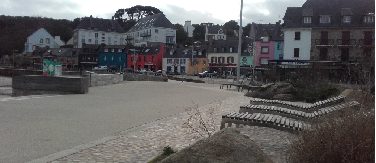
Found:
<box><xmin>130</xmin><ymin>49</ymin><xmax>139</xmax><ymax>73</ymax></box>
<box><xmin>12</xmin><ymin>50</ymin><xmax>18</xmax><ymax>69</ymax></box>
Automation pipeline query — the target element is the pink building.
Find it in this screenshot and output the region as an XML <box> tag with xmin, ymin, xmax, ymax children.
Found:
<box><xmin>255</xmin><ymin>40</ymin><xmax>275</xmax><ymax>66</ymax></box>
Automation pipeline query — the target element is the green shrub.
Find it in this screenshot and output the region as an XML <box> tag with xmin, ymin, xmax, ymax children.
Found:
<box><xmin>163</xmin><ymin>145</ymin><xmax>175</xmax><ymax>155</ymax></box>
<box><xmin>148</xmin><ymin>146</ymin><xmax>176</xmax><ymax>163</ymax></box>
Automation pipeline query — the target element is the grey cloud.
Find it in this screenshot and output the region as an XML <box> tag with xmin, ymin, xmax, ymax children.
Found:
<box><xmin>162</xmin><ymin>4</ymin><xmax>226</xmax><ymax>25</ymax></box>
<box><xmin>1</xmin><ymin>0</ymin><xmax>82</xmax><ymax>20</ymax></box>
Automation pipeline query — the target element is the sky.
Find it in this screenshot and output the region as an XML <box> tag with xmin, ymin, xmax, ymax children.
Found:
<box><xmin>1</xmin><ymin>0</ymin><xmax>307</xmax><ymax>26</ymax></box>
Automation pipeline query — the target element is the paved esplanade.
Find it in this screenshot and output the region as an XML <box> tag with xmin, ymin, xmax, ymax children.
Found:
<box><xmin>0</xmin><ymin>80</ymin><xmax>236</xmax><ymax>163</ymax></box>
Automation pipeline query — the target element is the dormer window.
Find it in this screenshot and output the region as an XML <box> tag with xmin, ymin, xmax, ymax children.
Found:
<box><xmin>40</xmin><ymin>38</ymin><xmax>43</xmax><ymax>43</ymax></box>
<box><xmin>111</xmin><ymin>49</ymin><xmax>114</xmax><ymax>52</ymax></box>
<box><xmin>262</xmin><ymin>36</ymin><xmax>269</xmax><ymax>42</ymax></box>
<box><xmin>304</xmin><ymin>17</ymin><xmax>311</xmax><ymax>23</ymax></box>
<box><xmin>214</xmin><ymin>48</ymin><xmax>218</xmax><ymax>53</ymax></box>
<box><xmin>229</xmin><ymin>47</ymin><xmax>233</xmax><ymax>52</ymax></box>
<box><xmin>343</xmin><ymin>16</ymin><xmax>351</xmax><ymax>23</ymax></box>
<box><xmin>320</xmin><ymin>15</ymin><xmax>331</xmax><ymax>23</ymax></box>
<box><xmin>363</xmin><ymin>15</ymin><xmax>375</xmax><ymax>23</ymax></box>
<box><xmin>104</xmin><ymin>49</ymin><xmax>108</xmax><ymax>52</ymax></box>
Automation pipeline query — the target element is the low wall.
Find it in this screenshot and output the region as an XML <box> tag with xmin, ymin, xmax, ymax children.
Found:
<box><xmin>0</xmin><ymin>68</ymin><xmax>81</xmax><ymax>77</ymax></box>
<box><xmin>123</xmin><ymin>73</ymin><xmax>168</xmax><ymax>82</ymax></box>
<box><xmin>86</xmin><ymin>73</ymin><xmax>124</xmax><ymax>87</ymax></box>
<box><xmin>12</xmin><ymin>75</ymin><xmax>89</xmax><ymax>96</ymax></box>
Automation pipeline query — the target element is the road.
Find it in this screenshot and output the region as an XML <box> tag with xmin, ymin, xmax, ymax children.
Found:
<box><xmin>0</xmin><ymin>80</ymin><xmax>236</xmax><ymax>163</ymax></box>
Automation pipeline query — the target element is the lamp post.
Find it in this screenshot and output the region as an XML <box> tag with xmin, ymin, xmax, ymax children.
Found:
<box><xmin>236</xmin><ymin>0</ymin><xmax>243</xmax><ymax>83</ymax></box>
<box><xmin>130</xmin><ymin>49</ymin><xmax>139</xmax><ymax>73</ymax></box>
<box><xmin>12</xmin><ymin>50</ymin><xmax>18</xmax><ymax>69</ymax></box>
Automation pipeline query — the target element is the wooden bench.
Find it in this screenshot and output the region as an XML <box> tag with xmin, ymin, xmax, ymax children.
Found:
<box><xmin>220</xmin><ymin>83</ymin><xmax>234</xmax><ymax>89</ymax></box>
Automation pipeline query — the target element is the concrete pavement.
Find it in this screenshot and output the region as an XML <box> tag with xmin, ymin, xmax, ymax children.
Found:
<box><xmin>0</xmin><ymin>80</ymin><xmax>238</xmax><ymax>163</ymax></box>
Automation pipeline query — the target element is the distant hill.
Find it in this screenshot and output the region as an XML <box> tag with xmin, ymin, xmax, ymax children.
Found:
<box><xmin>0</xmin><ymin>15</ymin><xmax>80</xmax><ymax>57</ymax></box>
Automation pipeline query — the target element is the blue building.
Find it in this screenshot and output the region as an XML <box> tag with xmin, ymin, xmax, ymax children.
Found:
<box><xmin>98</xmin><ymin>45</ymin><xmax>127</xmax><ymax>70</ymax></box>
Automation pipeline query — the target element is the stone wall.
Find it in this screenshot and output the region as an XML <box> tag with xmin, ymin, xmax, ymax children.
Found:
<box><xmin>12</xmin><ymin>75</ymin><xmax>89</xmax><ymax>96</ymax></box>
<box><xmin>86</xmin><ymin>73</ymin><xmax>124</xmax><ymax>87</ymax></box>
<box><xmin>0</xmin><ymin>68</ymin><xmax>81</xmax><ymax>77</ymax></box>
<box><xmin>123</xmin><ymin>73</ymin><xmax>168</xmax><ymax>82</ymax></box>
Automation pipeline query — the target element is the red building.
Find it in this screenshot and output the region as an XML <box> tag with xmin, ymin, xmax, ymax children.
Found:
<box><xmin>127</xmin><ymin>45</ymin><xmax>165</xmax><ymax>71</ymax></box>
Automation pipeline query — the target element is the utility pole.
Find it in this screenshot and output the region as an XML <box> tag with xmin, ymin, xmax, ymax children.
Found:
<box><xmin>130</xmin><ymin>49</ymin><xmax>139</xmax><ymax>73</ymax></box>
<box><xmin>237</xmin><ymin>0</ymin><xmax>243</xmax><ymax>83</ymax></box>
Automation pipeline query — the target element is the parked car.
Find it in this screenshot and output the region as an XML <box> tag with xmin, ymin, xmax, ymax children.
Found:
<box><xmin>138</xmin><ymin>68</ymin><xmax>153</xmax><ymax>74</ymax></box>
<box><xmin>198</xmin><ymin>71</ymin><xmax>217</xmax><ymax>78</ymax></box>
<box><xmin>155</xmin><ymin>70</ymin><xmax>163</xmax><ymax>76</ymax></box>
<box><xmin>108</xmin><ymin>65</ymin><xmax>119</xmax><ymax>71</ymax></box>
<box><xmin>92</xmin><ymin>66</ymin><xmax>108</xmax><ymax>71</ymax></box>
<box><xmin>123</xmin><ymin>68</ymin><xmax>135</xmax><ymax>73</ymax></box>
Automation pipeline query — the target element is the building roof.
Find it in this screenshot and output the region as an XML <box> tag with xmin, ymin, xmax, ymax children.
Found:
<box><xmin>77</xmin><ymin>16</ymin><xmax>126</xmax><ymax>33</ymax></box>
<box><xmin>42</xmin><ymin>48</ymin><xmax>80</xmax><ymax>57</ymax></box>
<box><xmin>127</xmin><ymin>13</ymin><xmax>175</xmax><ymax>33</ymax></box>
<box><xmin>207</xmin><ymin>25</ymin><xmax>225</xmax><ymax>34</ymax></box>
<box><xmin>127</xmin><ymin>45</ymin><xmax>163</xmax><ymax>55</ymax></box>
<box><xmin>163</xmin><ymin>46</ymin><xmax>209</xmax><ymax>58</ymax></box>
<box><xmin>283</xmin><ymin>0</ymin><xmax>375</xmax><ymax>28</ymax></box>
<box><xmin>208</xmin><ymin>37</ymin><xmax>252</xmax><ymax>56</ymax></box>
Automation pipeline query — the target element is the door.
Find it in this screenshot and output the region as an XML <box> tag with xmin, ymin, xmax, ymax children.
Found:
<box><xmin>364</xmin><ymin>31</ymin><xmax>372</xmax><ymax>45</ymax></box>
<box><xmin>342</xmin><ymin>31</ymin><xmax>350</xmax><ymax>45</ymax></box>
<box><xmin>320</xmin><ymin>31</ymin><xmax>328</xmax><ymax>45</ymax></box>
<box><xmin>320</xmin><ymin>48</ymin><xmax>328</xmax><ymax>60</ymax></box>
<box><xmin>341</xmin><ymin>48</ymin><xmax>349</xmax><ymax>61</ymax></box>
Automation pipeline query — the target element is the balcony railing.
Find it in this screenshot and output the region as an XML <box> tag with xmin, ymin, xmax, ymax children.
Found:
<box><xmin>125</xmin><ymin>36</ymin><xmax>134</xmax><ymax>40</ymax></box>
<box><xmin>166</xmin><ymin>33</ymin><xmax>176</xmax><ymax>37</ymax></box>
<box><xmin>140</xmin><ymin>33</ymin><xmax>151</xmax><ymax>37</ymax></box>
<box><xmin>358</xmin><ymin>39</ymin><xmax>375</xmax><ymax>47</ymax></box>
<box><xmin>337</xmin><ymin>39</ymin><xmax>357</xmax><ymax>47</ymax></box>
<box><xmin>315</xmin><ymin>39</ymin><xmax>335</xmax><ymax>47</ymax></box>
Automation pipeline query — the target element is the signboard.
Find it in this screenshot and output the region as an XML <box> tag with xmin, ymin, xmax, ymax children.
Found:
<box><xmin>54</xmin><ymin>65</ymin><xmax>62</xmax><ymax>77</ymax></box>
<box><xmin>43</xmin><ymin>59</ymin><xmax>61</xmax><ymax>77</ymax></box>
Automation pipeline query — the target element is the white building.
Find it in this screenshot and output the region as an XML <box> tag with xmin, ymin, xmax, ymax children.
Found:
<box><xmin>205</xmin><ymin>25</ymin><xmax>226</xmax><ymax>42</ymax></box>
<box><xmin>282</xmin><ymin>28</ymin><xmax>312</xmax><ymax>61</ymax></box>
<box><xmin>183</xmin><ymin>20</ymin><xmax>195</xmax><ymax>37</ymax></box>
<box><xmin>24</xmin><ymin>28</ymin><xmax>57</xmax><ymax>53</ymax></box>
<box><xmin>125</xmin><ymin>13</ymin><xmax>176</xmax><ymax>48</ymax></box>
<box><xmin>73</xmin><ymin>16</ymin><xmax>127</xmax><ymax>48</ymax></box>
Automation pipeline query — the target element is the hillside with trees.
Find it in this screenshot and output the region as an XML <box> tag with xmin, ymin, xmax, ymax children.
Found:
<box><xmin>0</xmin><ymin>15</ymin><xmax>78</xmax><ymax>57</ymax></box>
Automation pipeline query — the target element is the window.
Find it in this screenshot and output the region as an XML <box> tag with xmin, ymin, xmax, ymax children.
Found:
<box><xmin>119</xmin><ymin>57</ymin><xmax>122</xmax><ymax>62</ymax></box>
<box><xmin>262</xmin><ymin>36</ymin><xmax>269</xmax><ymax>42</ymax></box>
<box><xmin>295</xmin><ymin>32</ymin><xmax>301</xmax><ymax>40</ymax></box>
<box><xmin>155</xmin><ymin>29</ymin><xmax>158</xmax><ymax>33</ymax></box>
<box><xmin>261</xmin><ymin>47</ymin><xmax>269</xmax><ymax>54</ymax></box>
<box><xmin>294</xmin><ymin>48</ymin><xmax>299</xmax><ymax>57</ymax></box>
<box><xmin>219</xmin><ymin>57</ymin><xmax>224</xmax><ymax>63</ymax></box>
<box><xmin>320</xmin><ymin>15</ymin><xmax>331</xmax><ymax>23</ymax></box>
<box><xmin>343</xmin><ymin>16</ymin><xmax>351</xmax><ymax>23</ymax></box>
<box><xmin>152</xmin><ymin>56</ymin><xmax>155</xmax><ymax>62</ymax></box>
<box><xmin>260</xmin><ymin>58</ymin><xmax>269</xmax><ymax>64</ymax></box>
<box><xmin>88</xmin><ymin>39</ymin><xmax>92</xmax><ymax>43</ymax></box>
<box><xmin>82</xmin><ymin>39</ymin><xmax>85</xmax><ymax>43</ymax></box>
<box><xmin>221</xmin><ymin>47</ymin><xmax>225</xmax><ymax>53</ymax></box>
<box><xmin>203</xmin><ymin>60</ymin><xmax>206</xmax><ymax>65</ymax></box>
<box><xmin>104</xmin><ymin>56</ymin><xmax>106</xmax><ymax>61</ymax></box>
<box><xmin>363</xmin><ymin>16</ymin><xmax>375</xmax><ymax>23</ymax></box>
<box><xmin>95</xmin><ymin>40</ymin><xmax>98</xmax><ymax>44</ymax></box>
<box><xmin>211</xmin><ymin>57</ymin><xmax>217</xmax><ymax>63</ymax></box>
<box><xmin>95</xmin><ymin>33</ymin><xmax>98</xmax><ymax>37</ymax></box>
<box><xmin>277</xmin><ymin>42</ymin><xmax>284</xmax><ymax>50</ymax></box>
<box><xmin>104</xmin><ymin>49</ymin><xmax>108</xmax><ymax>52</ymax></box>
<box><xmin>111</xmin><ymin>56</ymin><xmax>114</xmax><ymax>61</ymax></box>
<box><xmin>144</xmin><ymin>56</ymin><xmax>147</xmax><ymax>61</ymax></box>
<box><xmin>183</xmin><ymin>59</ymin><xmax>186</xmax><ymax>64</ymax></box>
<box><xmin>304</xmin><ymin>17</ymin><xmax>311</xmax><ymax>23</ymax></box>
<box><xmin>229</xmin><ymin>47</ymin><xmax>233</xmax><ymax>52</ymax></box>
<box><xmin>198</xmin><ymin>51</ymin><xmax>202</xmax><ymax>55</ymax></box>
<box><xmin>131</xmin><ymin>56</ymin><xmax>134</xmax><ymax>61</ymax></box>
<box><xmin>138</xmin><ymin>56</ymin><xmax>141</xmax><ymax>62</ymax></box>
<box><xmin>111</xmin><ymin>49</ymin><xmax>114</xmax><ymax>52</ymax></box>
<box><xmin>227</xmin><ymin>57</ymin><xmax>234</xmax><ymax>63</ymax></box>
<box><xmin>118</xmin><ymin>49</ymin><xmax>122</xmax><ymax>52</ymax></box>
<box><xmin>40</xmin><ymin>38</ymin><xmax>43</xmax><ymax>43</ymax></box>
<box><xmin>46</xmin><ymin>38</ymin><xmax>50</xmax><ymax>44</ymax></box>
<box><xmin>214</xmin><ymin>48</ymin><xmax>218</xmax><ymax>53</ymax></box>
<box><xmin>167</xmin><ymin>59</ymin><xmax>171</xmax><ymax>64</ymax></box>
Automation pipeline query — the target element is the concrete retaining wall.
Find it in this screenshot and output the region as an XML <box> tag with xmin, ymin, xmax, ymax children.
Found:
<box><xmin>87</xmin><ymin>73</ymin><xmax>124</xmax><ymax>87</ymax></box>
<box><xmin>12</xmin><ymin>75</ymin><xmax>89</xmax><ymax>96</ymax></box>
